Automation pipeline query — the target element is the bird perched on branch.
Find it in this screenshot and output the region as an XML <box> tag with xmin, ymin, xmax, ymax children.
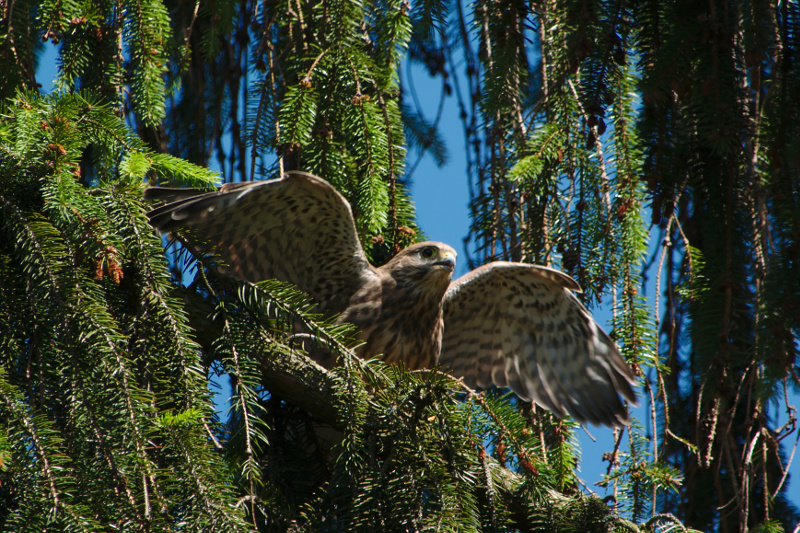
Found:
<box><xmin>145</xmin><ymin>171</ymin><xmax>637</xmax><ymax>427</ymax></box>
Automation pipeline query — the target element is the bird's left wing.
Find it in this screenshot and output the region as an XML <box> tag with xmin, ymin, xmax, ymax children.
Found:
<box><xmin>439</xmin><ymin>262</ymin><xmax>637</xmax><ymax>427</ymax></box>
<box><xmin>145</xmin><ymin>171</ymin><xmax>377</xmax><ymax>314</ymax></box>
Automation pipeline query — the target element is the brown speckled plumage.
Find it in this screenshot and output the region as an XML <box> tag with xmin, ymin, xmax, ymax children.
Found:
<box><xmin>145</xmin><ymin>171</ymin><xmax>638</xmax><ymax>427</ymax></box>
<box><xmin>340</xmin><ymin>242</ymin><xmax>455</xmax><ymax>370</ymax></box>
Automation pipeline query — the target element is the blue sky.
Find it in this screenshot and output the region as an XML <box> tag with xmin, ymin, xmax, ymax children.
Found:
<box><xmin>404</xmin><ymin>62</ymin><xmax>800</xmax><ymax>512</ymax></box>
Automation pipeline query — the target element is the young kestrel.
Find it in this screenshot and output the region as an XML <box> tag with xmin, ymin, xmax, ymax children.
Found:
<box><xmin>146</xmin><ymin>172</ymin><xmax>638</xmax><ymax>427</ymax></box>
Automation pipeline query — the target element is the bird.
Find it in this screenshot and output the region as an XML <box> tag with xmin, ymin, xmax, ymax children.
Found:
<box><xmin>145</xmin><ymin>171</ymin><xmax>638</xmax><ymax>427</ymax></box>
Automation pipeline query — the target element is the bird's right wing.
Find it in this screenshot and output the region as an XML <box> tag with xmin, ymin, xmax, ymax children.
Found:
<box><xmin>145</xmin><ymin>171</ymin><xmax>377</xmax><ymax>314</ymax></box>
<box><xmin>439</xmin><ymin>262</ymin><xmax>638</xmax><ymax>427</ymax></box>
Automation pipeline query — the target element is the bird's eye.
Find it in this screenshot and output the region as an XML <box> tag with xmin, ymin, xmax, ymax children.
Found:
<box><xmin>420</xmin><ymin>247</ymin><xmax>435</xmax><ymax>259</ymax></box>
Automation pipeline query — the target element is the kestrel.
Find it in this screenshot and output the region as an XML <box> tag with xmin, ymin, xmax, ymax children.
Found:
<box><xmin>145</xmin><ymin>172</ymin><xmax>637</xmax><ymax>427</ymax></box>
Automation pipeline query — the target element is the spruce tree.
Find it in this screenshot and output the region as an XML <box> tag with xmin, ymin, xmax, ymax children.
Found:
<box><xmin>1</xmin><ymin>0</ymin><xmax>798</xmax><ymax>532</ymax></box>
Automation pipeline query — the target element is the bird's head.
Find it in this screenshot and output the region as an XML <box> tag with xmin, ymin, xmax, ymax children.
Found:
<box><xmin>382</xmin><ymin>241</ymin><xmax>457</xmax><ymax>293</ymax></box>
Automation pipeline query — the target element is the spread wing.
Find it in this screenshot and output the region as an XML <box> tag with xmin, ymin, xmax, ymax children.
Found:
<box><xmin>439</xmin><ymin>262</ymin><xmax>637</xmax><ymax>427</ymax></box>
<box><xmin>145</xmin><ymin>171</ymin><xmax>377</xmax><ymax>314</ymax></box>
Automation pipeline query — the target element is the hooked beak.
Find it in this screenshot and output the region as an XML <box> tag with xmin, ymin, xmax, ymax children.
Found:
<box><xmin>433</xmin><ymin>252</ymin><xmax>456</xmax><ymax>272</ymax></box>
